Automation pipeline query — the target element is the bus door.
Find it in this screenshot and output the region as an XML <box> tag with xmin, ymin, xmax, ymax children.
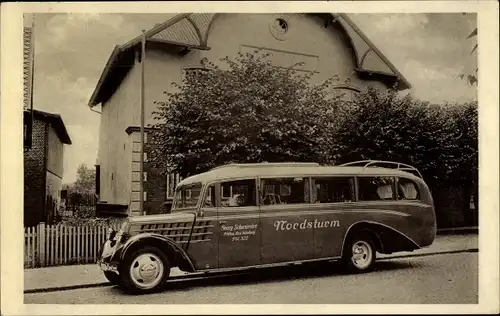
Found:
<box><xmin>259</xmin><ymin>176</ymin><xmax>315</xmax><ymax>264</ymax></box>
<box><xmin>184</xmin><ymin>182</ymin><xmax>219</xmax><ymax>270</ymax></box>
<box><xmin>217</xmin><ymin>178</ymin><xmax>262</xmax><ymax>269</ymax></box>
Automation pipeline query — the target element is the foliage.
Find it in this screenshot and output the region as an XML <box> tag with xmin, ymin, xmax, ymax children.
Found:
<box><xmin>60</xmin><ymin>216</ymin><xmax>124</xmax><ymax>228</ymax></box>
<box><xmin>64</xmin><ymin>164</ymin><xmax>96</xmax><ymax>193</ymax></box>
<box><xmin>60</xmin><ymin>186</ymin><xmax>99</xmax><ymax>224</ymax></box>
<box><xmin>150</xmin><ymin>51</ymin><xmax>345</xmax><ymax>177</ymax></box>
<box><xmin>74</xmin><ymin>164</ymin><xmax>96</xmax><ymax>193</ymax></box>
<box><xmin>459</xmin><ymin>13</ymin><xmax>478</xmax><ymax>86</ymax></box>
<box><xmin>333</xmin><ymin>86</ymin><xmax>478</xmax><ymax>192</ymax></box>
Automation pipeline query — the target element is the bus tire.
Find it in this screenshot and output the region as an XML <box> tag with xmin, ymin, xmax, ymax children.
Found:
<box><xmin>342</xmin><ymin>232</ymin><xmax>376</xmax><ymax>273</ymax></box>
<box><xmin>119</xmin><ymin>246</ymin><xmax>171</xmax><ymax>294</ymax></box>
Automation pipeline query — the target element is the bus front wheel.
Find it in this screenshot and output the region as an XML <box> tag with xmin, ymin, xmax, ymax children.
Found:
<box><xmin>119</xmin><ymin>246</ymin><xmax>171</xmax><ymax>294</ymax></box>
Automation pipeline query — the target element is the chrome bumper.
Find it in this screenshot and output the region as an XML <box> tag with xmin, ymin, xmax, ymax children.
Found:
<box><xmin>98</xmin><ymin>260</ymin><xmax>118</xmax><ymax>272</ymax></box>
<box><xmin>97</xmin><ymin>239</ymin><xmax>121</xmax><ymax>273</ymax></box>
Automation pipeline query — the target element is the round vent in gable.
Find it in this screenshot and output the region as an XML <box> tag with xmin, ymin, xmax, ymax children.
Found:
<box><xmin>269</xmin><ymin>16</ymin><xmax>290</xmax><ymax>41</ymax></box>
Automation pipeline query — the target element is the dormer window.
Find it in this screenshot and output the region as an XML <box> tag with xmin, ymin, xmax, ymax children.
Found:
<box><xmin>181</xmin><ymin>65</ymin><xmax>211</xmax><ymax>82</ymax></box>
<box><xmin>331</xmin><ymin>85</ymin><xmax>361</xmax><ymax>102</ymax></box>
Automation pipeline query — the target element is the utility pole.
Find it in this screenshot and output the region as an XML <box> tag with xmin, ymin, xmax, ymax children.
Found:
<box><xmin>23</xmin><ymin>14</ymin><xmax>35</xmax><ymax>149</ymax></box>
<box><xmin>140</xmin><ymin>30</ymin><xmax>146</xmax><ymax>216</ymax></box>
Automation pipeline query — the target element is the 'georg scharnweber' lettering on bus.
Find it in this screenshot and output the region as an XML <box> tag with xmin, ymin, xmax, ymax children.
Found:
<box><xmin>273</xmin><ymin>219</ymin><xmax>340</xmax><ymax>231</ymax></box>
<box><xmin>221</xmin><ymin>223</ymin><xmax>258</xmax><ymax>242</ymax></box>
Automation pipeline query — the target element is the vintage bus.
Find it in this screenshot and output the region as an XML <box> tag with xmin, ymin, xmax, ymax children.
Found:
<box><xmin>98</xmin><ymin>161</ymin><xmax>436</xmax><ymax>294</ymax></box>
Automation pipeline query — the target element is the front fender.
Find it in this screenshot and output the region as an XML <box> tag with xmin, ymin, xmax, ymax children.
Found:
<box><xmin>118</xmin><ymin>233</ymin><xmax>197</xmax><ymax>272</ymax></box>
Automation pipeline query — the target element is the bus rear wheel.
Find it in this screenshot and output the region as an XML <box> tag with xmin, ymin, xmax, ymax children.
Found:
<box><xmin>342</xmin><ymin>233</ymin><xmax>376</xmax><ymax>273</ymax></box>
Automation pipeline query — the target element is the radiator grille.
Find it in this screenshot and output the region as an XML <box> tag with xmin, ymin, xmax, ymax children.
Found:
<box><xmin>138</xmin><ymin>220</ymin><xmax>213</xmax><ymax>244</ymax></box>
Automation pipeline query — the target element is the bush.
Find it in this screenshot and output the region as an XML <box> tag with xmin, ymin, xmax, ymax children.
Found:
<box><xmin>59</xmin><ymin>216</ymin><xmax>124</xmax><ymax>228</ymax></box>
<box><xmin>333</xmin><ymin>87</ymin><xmax>478</xmax><ymax>226</ymax></box>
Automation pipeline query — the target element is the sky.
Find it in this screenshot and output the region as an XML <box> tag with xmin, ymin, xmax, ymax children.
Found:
<box><xmin>30</xmin><ymin>13</ymin><xmax>478</xmax><ymax>184</ymax></box>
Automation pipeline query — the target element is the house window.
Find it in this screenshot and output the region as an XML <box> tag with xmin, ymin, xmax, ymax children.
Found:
<box><xmin>95</xmin><ymin>165</ymin><xmax>100</xmax><ymax>197</ymax></box>
<box><xmin>331</xmin><ymin>85</ymin><xmax>361</xmax><ymax>102</ymax></box>
<box><xmin>166</xmin><ymin>173</ymin><xmax>182</xmax><ymax>199</ymax></box>
<box><xmin>260</xmin><ymin>177</ymin><xmax>310</xmax><ymax>205</ymax></box>
<box><xmin>181</xmin><ymin>66</ymin><xmax>211</xmax><ymax>83</ymax></box>
<box><xmin>269</xmin><ymin>16</ymin><xmax>290</xmax><ymax>41</ymax></box>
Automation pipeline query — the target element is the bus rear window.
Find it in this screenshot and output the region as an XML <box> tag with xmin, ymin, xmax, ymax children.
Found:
<box><xmin>358</xmin><ymin>177</ymin><xmax>395</xmax><ymax>201</ymax></box>
<box><xmin>397</xmin><ymin>177</ymin><xmax>420</xmax><ymax>200</ymax></box>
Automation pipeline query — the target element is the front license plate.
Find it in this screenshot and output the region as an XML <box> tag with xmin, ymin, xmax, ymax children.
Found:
<box><xmin>99</xmin><ymin>262</ymin><xmax>115</xmax><ymax>271</ymax></box>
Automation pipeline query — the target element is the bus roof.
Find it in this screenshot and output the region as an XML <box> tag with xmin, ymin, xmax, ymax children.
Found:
<box><xmin>177</xmin><ymin>162</ymin><xmax>424</xmax><ymax>187</ymax></box>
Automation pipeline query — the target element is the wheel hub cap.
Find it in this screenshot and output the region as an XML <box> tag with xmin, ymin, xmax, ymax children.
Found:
<box><xmin>139</xmin><ymin>263</ymin><xmax>157</xmax><ymax>279</ymax></box>
<box><xmin>130</xmin><ymin>253</ymin><xmax>164</xmax><ymax>289</ymax></box>
<box><xmin>351</xmin><ymin>241</ymin><xmax>372</xmax><ymax>269</ymax></box>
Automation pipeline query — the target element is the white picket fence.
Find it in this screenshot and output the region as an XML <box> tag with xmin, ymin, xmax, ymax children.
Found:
<box><xmin>24</xmin><ymin>222</ymin><xmax>123</xmax><ymax>268</ymax></box>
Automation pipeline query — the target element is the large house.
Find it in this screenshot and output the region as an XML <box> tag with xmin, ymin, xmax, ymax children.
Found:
<box><xmin>24</xmin><ymin>110</ymin><xmax>72</xmax><ymax>226</ymax></box>
<box><xmin>88</xmin><ymin>13</ymin><xmax>411</xmax><ymax>217</ymax></box>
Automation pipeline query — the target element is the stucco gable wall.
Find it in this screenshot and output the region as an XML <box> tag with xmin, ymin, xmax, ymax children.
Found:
<box><xmin>98</xmin><ymin>57</ymin><xmax>139</xmax><ymax>205</ymax></box>
<box><xmin>143</xmin><ymin>47</ymin><xmax>204</xmax><ymax>126</ymax></box>
<box><xmin>205</xmin><ymin>14</ymin><xmax>387</xmax><ymax>90</ymax></box>
<box><xmin>141</xmin><ymin>13</ymin><xmax>386</xmax><ymax>127</ymax></box>
<box><xmin>205</xmin><ymin>14</ymin><xmax>363</xmax><ymax>85</ymax></box>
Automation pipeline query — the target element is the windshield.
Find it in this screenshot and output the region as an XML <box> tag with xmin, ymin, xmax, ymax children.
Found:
<box><xmin>173</xmin><ymin>183</ymin><xmax>202</xmax><ymax>209</ymax></box>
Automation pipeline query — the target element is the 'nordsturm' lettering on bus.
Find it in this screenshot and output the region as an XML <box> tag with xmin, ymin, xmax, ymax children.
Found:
<box><xmin>273</xmin><ymin>219</ymin><xmax>340</xmax><ymax>231</ymax></box>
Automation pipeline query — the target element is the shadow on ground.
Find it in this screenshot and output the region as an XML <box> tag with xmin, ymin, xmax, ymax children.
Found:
<box><xmin>111</xmin><ymin>259</ymin><xmax>421</xmax><ymax>296</ymax></box>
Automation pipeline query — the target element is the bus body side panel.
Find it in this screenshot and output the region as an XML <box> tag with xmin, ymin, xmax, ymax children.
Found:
<box><xmin>217</xmin><ymin>207</ymin><xmax>261</xmax><ymax>269</ymax></box>
<box><xmin>312</xmin><ymin>202</ymin><xmax>417</xmax><ymax>258</ymax></box>
<box><xmin>395</xmin><ymin>201</ymin><xmax>436</xmax><ymax>248</ymax></box>
<box><xmin>184</xmin><ymin>209</ymin><xmax>219</xmax><ymax>271</ymax></box>
<box><xmin>260</xmin><ymin>206</ymin><xmax>315</xmax><ymax>264</ymax></box>
<box><xmin>310</xmin><ymin>204</ymin><xmax>351</xmax><ymax>259</ymax></box>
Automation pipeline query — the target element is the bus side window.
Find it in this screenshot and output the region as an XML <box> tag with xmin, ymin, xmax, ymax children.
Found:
<box><xmin>358</xmin><ymin>177</ymin><xmax>396</xmax><ymax>201</ymax></box>
<box><xmin>260</xmin><ymin>177</ymin><xmax>309</xmax><ymax>205</ymax></box>
<box><xmin>397</xmin><ymin>178</ymin><xmax>420</xmax><ymax>200</ymax></box>
<box><xmin>204</xmin><ymin>184</ymin><xmax>216</xmax><ymax>207</ymax></box>
<box><xmin>220</xmin><ymin>179</ymin><xmax>256</xmax><ymax>208</ymax></box>
<box><xmin>312</xmin><ymin>177</ymin><xmax>355</xmax><ymax>203</ymax></box>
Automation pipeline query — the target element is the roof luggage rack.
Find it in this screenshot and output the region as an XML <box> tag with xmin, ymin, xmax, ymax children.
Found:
<box><xmin>210</xmin><ymin>162</ymin><xmax>320</xmax><ymax>171</ymax></box>
<box><xmin>339</xmin><ymin>160</ymin><xmax>423</xmax><ymax>179</ymax></box>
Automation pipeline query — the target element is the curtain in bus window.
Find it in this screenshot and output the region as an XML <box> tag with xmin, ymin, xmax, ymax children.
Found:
<box><xmin>260</xmin><ymin>177</ymin><xmax>309</xmax><ymax>205</ymax></box>
<box><xmin>358</xmin><ymin>177</ymin><xmax>395</xmax><ymax>201</ymax></box>
<box><xmin>312</xmin><ymin>177</ymin><xmax>355</xmax><ymax>203</ymax></box>
<box><xmin>397</xmin><ymin>178</ymin><xmax>420</xmax><ymax>200</ymax></box>
<box><xmin>220</xmin><ymin>179</ymin><xmax>256</xmax><ymax>208</ymax></box>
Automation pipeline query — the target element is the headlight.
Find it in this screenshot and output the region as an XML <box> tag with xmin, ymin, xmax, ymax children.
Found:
<box><xmin>115</xmin><ymin>229</ymin><xmax>123</xmax><ymax>242</ymax></box>
<box><xmin>106</xmin><ymin>228</ymin><xmax>116</xmax><ymax>240</ymax></box>
<box><xmin>114</xmin><ymin>229</ymin><xmax>129</xmax><ymax>243</ymax></box>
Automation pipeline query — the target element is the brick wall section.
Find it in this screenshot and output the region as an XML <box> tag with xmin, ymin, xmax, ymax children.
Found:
<box><xmin>24</xmin><ymin>119</ymin><xmax>47</xmax><ymax>227</ymax></box>
<box><xmin>128</xmin><ymin>128</ymin><xmax>171</xmax><ymax>215</ymax></box>
<box><xmin>142</xmin><ymin>130</ymin><xmax>170</xmax><ymax>215</ymax></box>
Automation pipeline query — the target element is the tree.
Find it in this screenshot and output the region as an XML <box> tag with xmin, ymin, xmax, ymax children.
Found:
<box><xmin>334</xmin><ymin>86</ymin><xmax>478</xmax><ymax>226</ymax></box>
<box><xmin>72</xmin><ymin>163</ymin><xmax>96</xmax><ymax>193</ymax></box>
<box><xmin>459</xmin><ymin>13</ymin><xmax>478</xmax><ymax>86</ymax></box>
<box><xmin>149</xmin><ymin>51</ymin><xmax>344</xmax><ymax>177</ymax></box>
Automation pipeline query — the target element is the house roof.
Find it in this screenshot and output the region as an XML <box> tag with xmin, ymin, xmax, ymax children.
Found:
<box><xmin>88</xmin><ymin>13</ymin><xmax>411</xmax><ymax>107</ymax></box>
<box><xmin>32</xmin><ymin>109</ymin><xmax>72</xmax><ymax>144</ymax></box>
